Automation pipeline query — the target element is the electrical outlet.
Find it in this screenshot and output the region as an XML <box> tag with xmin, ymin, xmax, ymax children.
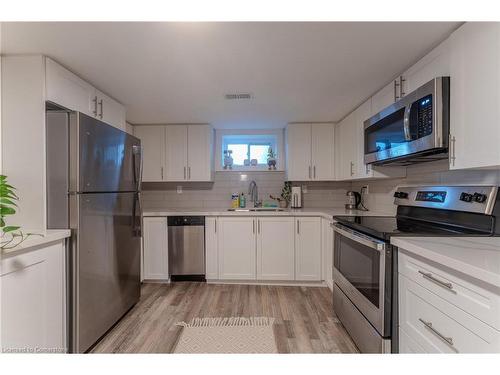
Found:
<box><xmin>361</xmin><ymin>185</ymin><xmax>369</xmax><ymax>194</ymax></box>
<box><xmin>302</xmin><ymin>185</ymin><xmax>308</xmax><ymax>194</ymax></box>
<box><xmin>177</xmin><ymin>186</ymin><xmax>183</xmax><ymax>194</ymax></box>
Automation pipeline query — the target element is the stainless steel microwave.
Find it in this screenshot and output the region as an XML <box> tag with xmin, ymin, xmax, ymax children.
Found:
<box><xmin>364</xmin><ymin>77</ymin><xmax>450</xmax><ymax>165</ymax></box>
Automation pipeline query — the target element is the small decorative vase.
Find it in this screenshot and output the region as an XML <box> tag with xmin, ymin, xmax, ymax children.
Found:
<box><xmin>279</xmin><ymin>200</ymin><xmax>288</xmax><ymax>208</ymax></box>
<box><xmin>250</xmin><ymin>159</ymin><xmax>258</xmax><ymax>166</ymax></box>
<box><xmin>267</xmin><ymin>157</ymin><xmax>277</xmax><ymax>170</ymax></box>
<box><xmin>244</xmin><ymin>159</ymin><xmax>250</xmax><ymax>166</ymax></box>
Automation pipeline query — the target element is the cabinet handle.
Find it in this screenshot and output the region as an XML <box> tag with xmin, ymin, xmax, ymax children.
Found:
<box><xmin>399</xmin><ymin>76</ymin><xmax>406</xmax><ymax>97</ymax></box>
<box><xmin>253</xmin><ymin>220</ymin><xmax>255</xmax><ymax>234</ymax></box>
<box><xmin>214</xmin><ymin>219</ymin><xmax>217</xmax><ymax>233</ymax></box>
<box><xmin>257</xmin><ymin>219</ymin><xmax>260</xmax><ymax>234</ymax></box>
<box><xmin>418</xmin><ymin>318</ymin><xmax>454</xmax><ymax>347</ymax></box>
<box><xmin>418</xmin><ymin>270</ymin><xmax>454</xmax><ymax>291</ymax></box>
<box><xmin>161</xmin><ymin>167</ymin><xmax>164</xmax><ymax>180</ymax></box>
<box><xmin>92</xmin><ymin>96</ymin><xmax>98</xmax><ymax>116</ymax></box>
<box><xmin>365</xmin><ymin>164</ymin><xmax>369</xmax><ymax>175</ymax></box>
<box><xmin>450</xmin><ymin>136</ymin><xmax>456</xmax><ymax>166</ymax></box>
<box><xmin>308</xmin><ymin>166</ymin><xmax>312</xmax><ymax>179</ymax></box>
<box><xmin>394</xmin><ymin>79</ymin><xmax>399</xmax><ymax>101</ymax></box>
<box><xmin>297</xmin><ymin>220</ymin><xmax>300</xmax><ymax>235</ymax></box>
<box><xmin>184</xmin><ymin>166</ymin><xmax>186</xmax><ymax>180</ymax></box>
<box><xmin>313</xmin><ymin>165</ymin><xmax>316</xmax><ymax>179</ymax></box>
<box><xmin>188</xmin><ymin>166</ymin><xmax>191</xmax><ymax>180</ymax></box>
<box><xmin>98</xmin><ymin>99</ymin><xmax>103</xmax><ymax>119</ymax></box>
<box><xmin>350</xmin><ymin>161</ymin><xmax>354</xmax><ymax>176</ymax></box>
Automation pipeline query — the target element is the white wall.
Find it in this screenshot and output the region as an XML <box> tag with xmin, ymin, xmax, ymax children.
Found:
<box><xmin>1</xmin><ymin>56</ymin><xmax>46</xmax><ymax>230</ymax></box>
<box><xmin>352</xmin><ymin>160</ymin><xmax>500</xmax><ymax>214</ymax></box>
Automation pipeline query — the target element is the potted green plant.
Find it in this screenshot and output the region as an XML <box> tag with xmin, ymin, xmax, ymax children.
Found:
<box><xmin>280</xmin><ymin>181</ymin><xmax>292</xmax><ymax>208</ymax></box>
<box><xmin>1</xmin><ymin>175</ymin><xmax>33</xmax><ymax>250</ymax></box>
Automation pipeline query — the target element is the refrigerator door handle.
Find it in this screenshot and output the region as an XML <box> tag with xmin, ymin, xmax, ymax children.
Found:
<box><xmin>132</xmin><ymin>145</ymin><xmax>143</xmax><ymax>191</ymax></box>
<box><xmin>133</xmin><ymin>192</ymin><xmax>142</xmax><ymax>237</ymax></box>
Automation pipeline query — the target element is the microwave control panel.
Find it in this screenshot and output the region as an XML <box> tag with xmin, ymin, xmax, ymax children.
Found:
<box><xmin>416</xmin><ymin>95</ymin><xmax>433</xmax><ymax>138</ymax></box>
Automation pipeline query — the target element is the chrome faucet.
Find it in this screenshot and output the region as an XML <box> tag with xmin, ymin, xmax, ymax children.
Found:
<box><xmin>248</xmin><ymin>180</ymin><xmax>261</xmax><ymax>207</ymax></box>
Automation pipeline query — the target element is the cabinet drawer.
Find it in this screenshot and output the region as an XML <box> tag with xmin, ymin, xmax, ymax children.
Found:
<box><xmin>399</xmin><ymin>328</ymin><xmax>425</xmax><ymax>353</ymax></box>
<box><xmin>399</xmin><ymin>275</ymin><xmax>500</xmax><ymax>353</ymax></box>
<box><xmin>399</xmin><ymin>251</ymin><xmax>500</xmax><ymax>330</ymax></box>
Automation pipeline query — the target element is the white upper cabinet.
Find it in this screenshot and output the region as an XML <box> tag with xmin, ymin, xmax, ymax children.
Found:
<box><xmin>371</xmin><ymin>79</ymin><xmax>399</xmax><ymax>116</ymax></box>
<box><xmin>286</xmin><ymin>123</ymin><xmax>312</xmax><ymax>181</ymax></box>
<box><xmin>133</xmin><ymin>125</ymin><xmax>165</xmax><ymax>182</ymax></box>
<box><xmin>311</xmin><ymin>123</ymin><xmax>335</xmax><ymax>180</ymax></box>
<box><xmin>45</xmin><ymin>57</ymin><xmax>95</xmax><ymax>116</ymax></box>
<box><xmin>402</xmin><ymin>38</ymin><xmax>451</xmax><ymax>95</ymax></box>
<box><xmin>256</xmin><ymin>217</ymin><xmax>295</xmax><ymax>281</ymax></box>
<box><xmin>286</xmin><ymin>123</ymin><xmax>335</xmax><ymax>181</ymax></box>
<box><xmin>45</xmin><ymin>57</ymin><xmax>126</xmax><ymax>131</ymax></box>
<box><xmin>95</xmin><ymin>89</ymin><xmax>126</xmax><ymax>131</ymax></box>
<box><xmin>449</xmin><ymin>22</ymin><xmax>500</xmax><ymax>170</ymax></box>
<box><xmin>187</xmin><ymin>125</ymin><xmax>214</xmax><ymax>181</ymax></box>
<box><xmin>136</xmin><ymin>124</ymin><xmax>213</xmax><ymax>182</ymax></box>
<box><xmin>165</xmin><ymin>125</ymin><xmax>189</xmax><ymax>181</ymax></box>
<box><xmin>335</xmin><ymin>111</ymin><xmax>357</xmax><ymax>180</ymax></box>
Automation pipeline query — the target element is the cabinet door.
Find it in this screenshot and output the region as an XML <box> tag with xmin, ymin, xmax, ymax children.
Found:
<box><xmin>205</xmin><ymin>217</ymin><xmax>218</xmax><ymax>279</ymax></box>
<box><xmin>450</xmin><ymin>23</ymin><xmax>500</xmax><ymax>170</ymax></box>
<box><xmin>371</xmin><ymin>80</ymin><xmax>397</xmax><ymax>116</ymax></box>
<box><xmin>256</xmin><ymin>217</ymin><xmax>295</xmax><ymax>280</ymax></box>
<box><xmin>1</xmin><ymin>241</ymin><xmax>66</xmax><ymax>352</ymax></box>
<box><xmin>295</xmin><ymin>217</ymin><xmax>321</xmax><ymax>281</ymax></box>
<box><xmin>322</xmin><ymin>218</ymin><xmax>334</xmax><ymax>288</ymax></box>
<box><xmin>335</xmin><ymin>112</ymin><xmax>357</xmax><ymax>180</ymax></box>
<box><xmin>143</xmin><ymin>217</ymin><xmax>168</xmax><ymax>280</ymax></box>
<box><xmin>218</xmin><ymin>217</ymin><xmax>256</xmax><ymax>280</ymax></box>
<box><xmin>311</xmin><ymin>123</ymin><xmax>335</xmax><ymax>180</ymax></box>
<box><xmin>45</xmin><ymin>57</ymin><xmax>95</xmax><ymax>116</ymax></box>
<box><xmin>353</xmin><ymin>99</ymin><xmax>373</xmax><ymax>179</ymax></box>
<box><xmin>134</xmin><ymin>126</ymin><xmax>165</xmax><ymax>182</ymax></box>
<box><xmin>187</xmin><ymin>125</ymin><xmax>213</xmax><ymax>181</ymax></box>
<box><xmin>96</xmin><ymin>90</ymin><xmax>126</xmax><ymax>131</ymax></box>
<box><xmin>165</xmin><ymin>125</ymin><xmax>188</xmax><ymax>181</ymax></box>
<box><xmin>286</xmin><ymin>124</ymin><xmax>312</xmax><ymax>181</ymax></box>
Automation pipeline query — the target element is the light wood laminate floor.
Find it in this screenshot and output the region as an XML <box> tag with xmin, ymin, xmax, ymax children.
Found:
<box><xmin>91</xmin><ymin>282</ymin><xmax>359</xmax><ymax>353</ymax></box>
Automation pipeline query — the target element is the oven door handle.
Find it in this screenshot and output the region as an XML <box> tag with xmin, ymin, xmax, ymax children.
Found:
<box><xmin>332</xmin><ymin>223</ymin><xmax>386</xmax><ymax>251</ymax></box>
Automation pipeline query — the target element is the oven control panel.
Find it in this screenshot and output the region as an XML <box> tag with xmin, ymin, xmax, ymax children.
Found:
<box><xmin>393</xmin><ymin>186</ymin><xmax>498</xmax><ymax>215</ymax></box>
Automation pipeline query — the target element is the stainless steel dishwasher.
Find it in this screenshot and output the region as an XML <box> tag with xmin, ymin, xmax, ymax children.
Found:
<box><xmin>168</xmin><ymin>216</ymin><xmax>206</xmax><ymax>281</ymax></box>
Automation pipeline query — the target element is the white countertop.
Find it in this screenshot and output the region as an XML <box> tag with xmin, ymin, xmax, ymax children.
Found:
<box><xmin>142</xmin><ymin>207</ymin><xmax>391</xmax><ymax>220</ymax></box>
<box><xmin>391</xmin><ymin>236</ymin><xmax>500</xmax><ymax>287</ymax></box>
<box><xmin>1</xmin><ymin>229</ymin><xmax>71</xmax><ymax>257</ymax></box>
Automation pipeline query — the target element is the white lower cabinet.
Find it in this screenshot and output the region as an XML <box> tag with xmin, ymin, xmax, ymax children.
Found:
<box><xmin>218</xmin><ymin>217</ymin><xmax>257</xmax><ymax>280</ymax></box>
<box><xmin>295</xmin><ymin>217</ymin><xmax>322</xmax><ymax>281</ymax></box>
<box><xmin>205</xmin><ymin>217</ymin><xmax>218</xmax><ymax>279</ymax></box>
<box><xmin>398</xmin><ymin>251</ymin><xmax>500</xmax><ymax>353</ymax></box>
<box><xmin>256</xmin><ymin>217</ymin><xmax>295</xmax><ymax>280</ymax></box>
<box><xmin>142</xmin><ymin>216</ymin><xmax>169</xmax><ymax>280</ymax></box>
<box><xmin>1</xmin><ymin>240</ymin><xmax>67</xmax><ymax>352</ymax></box>
<box><xmin>322</xmin><ymin>218</ymin><xmax>334</xmax><ymax>289</ymax></box>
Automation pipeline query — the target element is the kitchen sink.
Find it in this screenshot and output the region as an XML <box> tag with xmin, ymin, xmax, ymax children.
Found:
<box><xmin>227</xmin><ymin>208</ymin><xmax>285</xmax><ymax>212</ymax></box>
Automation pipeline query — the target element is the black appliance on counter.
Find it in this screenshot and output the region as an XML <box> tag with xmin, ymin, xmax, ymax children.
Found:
<box><xmin>332</xmin><ymin>185</ymin><xmax>500</xmax><ymax>353</ymax></box>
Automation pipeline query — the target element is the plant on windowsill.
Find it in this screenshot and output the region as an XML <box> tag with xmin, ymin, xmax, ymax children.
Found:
<box><xmin>267</xmin><ymin>147</ymin><xmax>277</xmax><ymax>170</ymax></box>
<box><xmin>0</xmin><ymin>175</ymin><xmax>37</xmax><ymax>250</ymax></box>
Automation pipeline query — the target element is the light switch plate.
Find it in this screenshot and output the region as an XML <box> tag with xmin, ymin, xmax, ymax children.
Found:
<box><xmin>302</xmin><ymin>185</ymin><xmax>308</xmax><ymax>194</ymax></box>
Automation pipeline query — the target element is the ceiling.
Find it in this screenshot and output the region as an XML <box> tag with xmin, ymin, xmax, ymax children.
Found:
<box><xmin>1</xmin><ymin>22</ymin><xmax>460</xmax><ymax>128</ymax></box>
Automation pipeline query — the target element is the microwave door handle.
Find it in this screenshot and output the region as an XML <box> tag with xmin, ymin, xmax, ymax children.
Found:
<box><xmin>333</xmin><ymin>224</ymin><xmax>386</xmax><ymax>251</ymax></box>
<box><xmin>403</xmin><ymin>102</ymin><xmax>413</xmax><ymax>142</ymax></box>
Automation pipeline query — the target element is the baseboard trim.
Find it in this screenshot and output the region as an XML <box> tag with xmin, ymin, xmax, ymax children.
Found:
<box><xmin>206</xmin><ymin>280</ymin><xmax>328</xmax><ymax>288</ymax></box>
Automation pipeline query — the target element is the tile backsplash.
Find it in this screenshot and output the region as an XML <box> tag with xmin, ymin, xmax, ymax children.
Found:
<box><xmin>352</xmin><ymin>160</ymin><xmax>500</xmax><ymax>215</ymax></box>
<box><xmin>141</xmin><ymin>171</ymin><xmax>350</xmax><ymax>210</ymax></box>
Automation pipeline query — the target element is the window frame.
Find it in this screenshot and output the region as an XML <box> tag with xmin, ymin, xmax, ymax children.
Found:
<box><xmin>216</xmin><ymin>129</ymin><xmax>284</xmax><ymax>172</ymax></box>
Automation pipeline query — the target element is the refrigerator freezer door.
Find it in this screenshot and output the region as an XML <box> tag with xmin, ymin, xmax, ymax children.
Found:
<box><xmin>74</xmin><ymin>192</ymin><xmax>140</xmax><ymax>352</ymax></box>
<box><xmin>77</xmin><ymin>113</ymin><xmax>141</xmax><ymax>193</ymax></box>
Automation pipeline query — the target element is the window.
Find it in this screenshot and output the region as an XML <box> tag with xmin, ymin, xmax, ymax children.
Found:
<box><xmin>220</xmin><ymin>133</ymin><xmax>279</xmax><ymax>169</ymax></box>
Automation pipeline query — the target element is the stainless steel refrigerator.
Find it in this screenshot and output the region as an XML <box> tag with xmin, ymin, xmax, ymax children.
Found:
<box><xmin>46</xmin><ymin>111</ymin><xmax>143</xmax><ymax>353</ymax></box>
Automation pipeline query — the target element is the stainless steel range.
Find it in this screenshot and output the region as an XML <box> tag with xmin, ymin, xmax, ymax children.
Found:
<box><xmin>332</xmin><ymin>185</ymin><xmax>500</xmax><ymax>353</ymax></box>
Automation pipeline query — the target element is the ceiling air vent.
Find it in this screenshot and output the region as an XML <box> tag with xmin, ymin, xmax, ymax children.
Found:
<box><xmin>224</xmin><ymin>93</ymin><xmax>253</xmax><ymax>100</ymax></box>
